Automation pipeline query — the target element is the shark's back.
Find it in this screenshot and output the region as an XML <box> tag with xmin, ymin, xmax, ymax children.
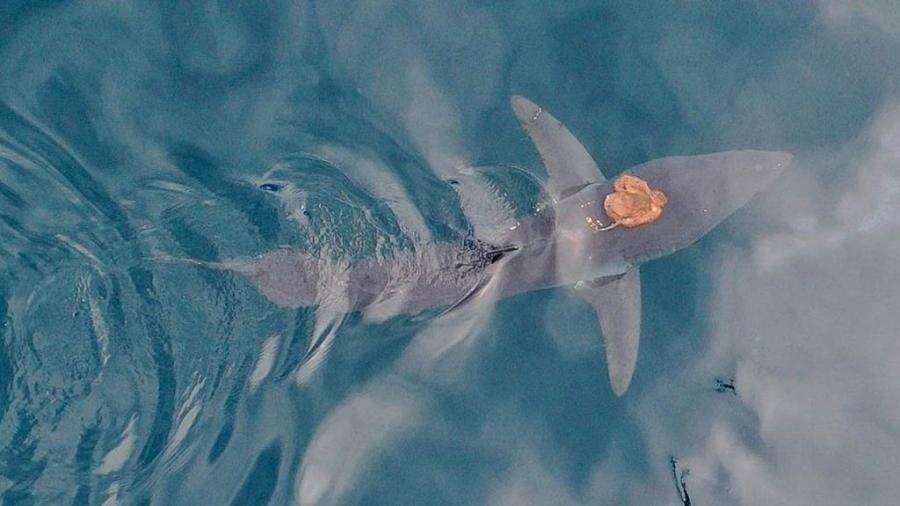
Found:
<box><xmin>224</xmin><ymin>238</ymin><xmax>508</xmax><ymax>319</ymax></box>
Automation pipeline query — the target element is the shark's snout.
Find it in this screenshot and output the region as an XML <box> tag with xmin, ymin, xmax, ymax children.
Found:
<box><xmin>720</xmin><ymin>150</ymin><xmax>793</xmax><ymax>208</ymax></box>
<box><xmin>649</xmin><ymin>149</ymin><xmax>791</xmax><ymax>209</ymax></box>
<box><xmin>744</xmin><ymin>150</ymin><xmax>793</xmax><ymax>188</ymax></box>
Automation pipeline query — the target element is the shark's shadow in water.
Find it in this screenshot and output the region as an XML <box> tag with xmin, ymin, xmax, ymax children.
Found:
<box><xmin>183</xmin><ymin>96</ymin><xmax>792</xmax><ymax>396</ymax></box>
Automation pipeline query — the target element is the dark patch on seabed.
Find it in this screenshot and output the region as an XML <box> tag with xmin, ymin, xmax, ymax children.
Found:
<box><xmin>670</xmin><ymin>456</ymin><xmax>691</xmax><ymax>506</ymax></box>
<box><xmin>715</xmin><ymin>377</ymin><xmax>736</xmax><ymax>395</ymax></box>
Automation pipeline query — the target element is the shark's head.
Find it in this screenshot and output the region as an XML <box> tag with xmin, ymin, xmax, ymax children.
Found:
<box><xmin>575</xmin><ymin>150</ymin><xmax>793</xmax><ymax>264</ymax></box>
<box><xmin>550</xmin><ymin>150</ymin><xmax>791</xmax><ymax>279</ymax></box>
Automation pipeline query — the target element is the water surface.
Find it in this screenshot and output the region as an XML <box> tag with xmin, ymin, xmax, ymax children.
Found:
<box><xmin>2</xmin><ymin>2</ymin><xmax>900</xmax><ymax>504</ymax></box>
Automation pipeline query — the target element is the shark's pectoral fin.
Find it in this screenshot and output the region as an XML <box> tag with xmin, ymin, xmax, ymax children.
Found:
<box><xmin>510</xmin><ymin>95</ymin><xmax>606</xmax><ymax>199</ymax></box>
<box><xmin>573</xmin><ymin>268</ymin><xmax>641</xmax><ymax>396</ymax></box>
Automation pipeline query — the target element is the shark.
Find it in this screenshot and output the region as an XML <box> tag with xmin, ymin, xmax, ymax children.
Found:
<box><xmin>185</xmin><ymin>95</ymin><xmax>791</xmax><ymax>396</ymax></box>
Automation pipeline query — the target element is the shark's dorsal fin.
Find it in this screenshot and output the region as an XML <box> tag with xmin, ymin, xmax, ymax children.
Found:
<box><xmin>510</xmin><ymin>95</ymin><xmax>606</xmax><ymax>199</ymax></box>
<box><xmin>573</xmin><ymin>268</ymin><xmax>641</xmax><ymax>396</ymax></box>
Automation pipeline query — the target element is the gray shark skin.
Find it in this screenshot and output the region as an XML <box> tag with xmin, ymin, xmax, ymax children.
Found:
<box><xmin>195</xmin><ymin>96</ymin><xmax>792</xmax><ymax>396</ymax></box>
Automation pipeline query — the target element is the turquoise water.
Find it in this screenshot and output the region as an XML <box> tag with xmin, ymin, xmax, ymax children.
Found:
<box><xmin>3</xmin><ymin>2</ymin><xmax>900</xmax><ymax>504</ymax></box>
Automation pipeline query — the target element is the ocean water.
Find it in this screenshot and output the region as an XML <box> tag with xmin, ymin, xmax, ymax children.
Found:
<box><xmin>2</xmin><ymin>1</ymin><xmax>900</xmax><ymax>505</ymax></box>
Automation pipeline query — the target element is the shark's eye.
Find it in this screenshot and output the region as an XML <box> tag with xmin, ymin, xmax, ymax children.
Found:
<box><xmin>259</xmin><ymin>183</ymin><xmax>283</xmax><ymax>192</ymax></box>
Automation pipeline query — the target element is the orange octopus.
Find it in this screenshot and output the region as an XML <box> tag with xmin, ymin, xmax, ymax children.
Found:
<box><xmin>594</xmin><ymin>174</ymin><xmax>668</xmax><ymax>231</ymax></box>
